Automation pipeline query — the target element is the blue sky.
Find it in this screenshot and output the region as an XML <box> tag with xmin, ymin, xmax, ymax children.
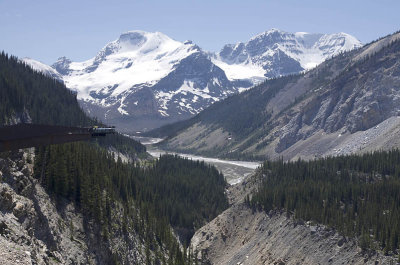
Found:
<box><xmin>0</xmin><ymin>0</ymin><xmax>398</xmax><ymax>64</ymax></box>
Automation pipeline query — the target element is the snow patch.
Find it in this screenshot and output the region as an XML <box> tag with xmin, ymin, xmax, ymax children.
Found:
<box><xmin>155</xmin><ymin>80</ymin><xmax>220</xmax><ymax>115</ymax></box>
<box><xmin>212</xmin><ymin>57</ymin><xmax>266</xmax><ymax>81</ymax></box>
<box><xmin>117</xmin><ymin>96</ymin><xmax>129</xmax><ymax>115</ymax></box>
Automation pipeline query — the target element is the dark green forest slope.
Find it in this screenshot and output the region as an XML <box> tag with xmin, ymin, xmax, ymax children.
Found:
<box><xmin>34</xmin><ymin>144</ymin><xmax>228</xmax><ymax>263</ymax></box>
<box><xmin>249</xmin><ymin>150</ymin><xmax>400</xmax><ymax>255</ymax></box>
<box><xmin>0</xmin><ymin>52</ymin><xmax>90</xmax><ymax>126</ymax></box>
<box><xmin>0</xmin><ymin>51</ymin><xmax>229</xmax><ymax>264</ymax></box>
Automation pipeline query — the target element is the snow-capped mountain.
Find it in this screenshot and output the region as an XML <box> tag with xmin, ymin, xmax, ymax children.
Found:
<box><xmin>24</xmin><ymin>29</ymin><xmax>362</xmax><ymax>132</ymax></box>
<box><xmin>212</xmin><ymin>29</ymin><xmax>362</xmax><ymax>81</ymax></box>
<box><xmin>49</xmin><ymin>31</ymin><xmax>250</xmax><ymax>131</ymax></box>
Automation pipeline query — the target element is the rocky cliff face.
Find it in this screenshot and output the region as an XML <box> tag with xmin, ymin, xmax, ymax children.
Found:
<box><xmin>190</xmin><ymin>173</ymin><xmax>397</xmax><ymax>265</ymax></box>
<box><xmin>0</xmin><ymin>150</ymin><xmax>153</xmax><ymax>264</ymax></box>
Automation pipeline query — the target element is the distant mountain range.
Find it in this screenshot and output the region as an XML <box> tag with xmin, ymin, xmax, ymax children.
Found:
<box><xmin>153</xmin><ymin>31</ymin><xmax>400</xmax><ymax>161</ymax></box>
<box><xmin>23</xmin><ymin>29</ymin><xmax>362</xmax><ymax>132</ymax></box>
<box><xmin>212</xmin><ymin>29</ymin><xmax>361</xmax><ymax>81</ymax></box>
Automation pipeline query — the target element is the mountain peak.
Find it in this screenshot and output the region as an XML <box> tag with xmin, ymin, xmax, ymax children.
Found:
<box><xmin>317</xmin><ymin>32</ymin><xmax>362</xmax><ymax>52</ymax></box>
<box><xmin>267</xmin><ymin>28</ymin><xmax>285</xmax><ymax>34</ymax></box>
<box><xmin>117</xmin><ymin>30</ymin><xmax>172</xmax><ymax>45</ymax></box>
<box><xmin>54</xmin><ymin>56</ymin><xmax>71</xmax><ymax>64</ymax></box>
<box><xmin>52</xmin><ymin>56</ymin><xmax>71</xmax><ymax>75</ymax></box>
<box><xmin>94</xmin><ymin>30</ymin><xmax>184</xmax><ymax>60</ymax></box>
<box><xmin>251</xmin><ymin>28</ymin><xmax>287</xmax><ymax>40</ymax></box>
<box><xmin>29</xmin><ymin>28</ymin><xmax>364</xmax><ymax>133</ymax></box>
<box><xmin>118</xmin><ymin>30</ymin><xmax>148</xmax><ymax>45</ymax></box>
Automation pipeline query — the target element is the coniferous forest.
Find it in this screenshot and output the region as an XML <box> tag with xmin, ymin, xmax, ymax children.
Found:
<box><xmin>0</xmin><ymin>52</ymin><xmax>90</xmax><ymax>126</ymax></box>
<box><xmin>34</xmin><ymin>143</ymin><xmax>228</xmax><ymax>263</ymax></box>
<box><xmin>249</xmin><ymin>150</ymin><xmax>400</xmax><ymax>254</ymax></box>
<box><xmin>1</xmin><ymin>51</ymin><xmax>229</xmax><ymax>264</ymax></box>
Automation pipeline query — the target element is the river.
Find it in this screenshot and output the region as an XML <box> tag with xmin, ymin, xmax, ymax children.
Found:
<box><xmin>131</xmin><ymin>136</ymin><xmax>261</xmax><ymax>185</ymax></box>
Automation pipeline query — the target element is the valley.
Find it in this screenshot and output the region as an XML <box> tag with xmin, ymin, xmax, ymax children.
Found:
<box><xmin>132</xmin><ymin>136</ymin><xmax>260</xmax><ymax>184</ymax></box>
<box><xmin>156</xmin><ymin>31</ymin><xmax>400</xmax><ymax>161</ymax></box>
<box><xmin>1</xmin><ymin>3</ymin><xmax>400</xmax><ymax>263</ymax></box>
<box><xmin>149</xmin><ymin>148</ymin><xmax>259</xmax><ymax>185</ymax></box>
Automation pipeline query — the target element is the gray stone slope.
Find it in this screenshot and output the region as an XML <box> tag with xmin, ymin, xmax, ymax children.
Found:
<box><xmin>190</xmin><ymin>173</ymin><xmax>397</xmax><ymax>265</ymax></box>
<box><xmin>161</xmin><ymin>32</ymin><xmax>400</xmax><ymax>160</ymax></box>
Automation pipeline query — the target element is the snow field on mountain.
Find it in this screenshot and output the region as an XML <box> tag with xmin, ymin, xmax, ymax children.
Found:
<box><xmin>211</xmin><ymin>57</ymin><xmax>266</xmax><ymax>81</ymax></box>
<box><xmin>63</xmin><ymin>31</ymin><xmax>198</xmax><ymax>103</ymax></box>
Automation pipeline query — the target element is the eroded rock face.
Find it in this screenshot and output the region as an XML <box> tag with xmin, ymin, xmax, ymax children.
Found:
<box><xmin>0</xmin><ymin>150</ymin><xmax>89</xmax><ymax>264</ymax></box>
<box><xmin>190</xmin><ymin>174</ymin><xmax>397</xmax><ymax>265</ymax></box>
<box><xmin>192</xmin><ymin>204</ymin><xmax>395</xmax><ymax>265</ymax></box>
<box><xmin>0</xmin><ymin>150</ymin><xmax>150</xmax><ymax>265</ymax></box>
<box><xmin>0</xmin><ymin>187</ymin><xmax>14</xmax><ymax>211</ymax></box>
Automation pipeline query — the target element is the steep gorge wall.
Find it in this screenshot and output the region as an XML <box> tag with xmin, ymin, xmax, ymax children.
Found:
<box><xmin>191</xmin><ymin>177</ymin><xmax>397</xmax><ymax>265</ymax></box>
<box><xmin>0</xmin><ymin>150</ymin><xmax>149</xmax><ymax>264</ymax></box>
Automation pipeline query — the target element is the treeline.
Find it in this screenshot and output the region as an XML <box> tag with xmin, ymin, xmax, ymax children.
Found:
<box><xmin>0</xmin><ymin>51</ymin><xmax>91</xmax><ymax>126</ymax></box>
<box><xmin>34</xmin><ymin>142</ymin><xmax>228</xmax><ymax>263</ymax></box>
<box><xmin>250</xmin><ymin>150</ymin><xmax>400</xmax><ymax>254</ymax></box>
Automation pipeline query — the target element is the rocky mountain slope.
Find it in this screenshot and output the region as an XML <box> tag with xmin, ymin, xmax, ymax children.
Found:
<box><xmin>156</xmin><ymin>31</ymin><xmax>400</xmax><ymax>160</ymax></box>
<box><xmin>190</xmin><ymin>172</ymin><xmax>397</xmax><ymax>265</ymax></box>
<box><xmin>23</xmin><ymin>29</ymin><xmax>360</xmax><ymax>132</ymax></box>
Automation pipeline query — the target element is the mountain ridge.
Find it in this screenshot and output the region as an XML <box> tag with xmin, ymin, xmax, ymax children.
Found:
<box><xmin>155</xmin><ymin>31</ymin><xmax>400</xmax><ymax>161</ymax></box>
<box><xmin>22</xmin><ymin>29</ymin><xmax>362</xmax><ymax>132</ymax></box>
<box><xmin>212</xmin><ymin>29</ymin><xmax>362</xmax><ymax>81</ymax></box>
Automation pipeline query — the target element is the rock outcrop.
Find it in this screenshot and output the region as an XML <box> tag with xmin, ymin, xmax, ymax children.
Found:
<box><xmin>0</xmin><ymin>150</ymin><xmax>150</xmax><ymax>264</ymax></box>
<box><xmin>190</xmin><ymin>174</ymin><xmax>397</xmax><ymax>265</ymax></box>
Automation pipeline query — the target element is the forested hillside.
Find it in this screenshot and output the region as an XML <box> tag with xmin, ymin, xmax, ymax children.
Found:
<box><xmin>249</xmin><ymin>150</ymin><xmax>400</xmax><ymax>256</ymax></box>
<box><xmin>0</xmin><ymin>51</ymin><xmax>229</xmax><ymax>264</ymax></box>
<box><xmin>141</xmin><ymin>154</ymin><xmax>228</xmax><ymax>244</ymax></box>
<box><xmin>34</xmin><ymin>143</ymin><xmax>228</xmax><ymax>263</ymax></box>
<box><xmin>0</xmin><ymin>52</ymin><xmax>90</xmax><ymax>126</ymax></box>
